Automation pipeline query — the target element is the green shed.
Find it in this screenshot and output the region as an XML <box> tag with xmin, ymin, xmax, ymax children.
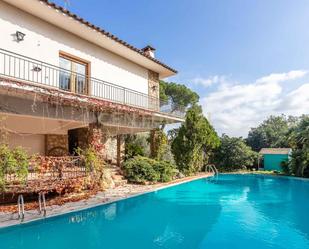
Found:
<box><xmin>259</xmin><ymin>148</ymin><xmax>292</xmax><ymax>171</ymax></box>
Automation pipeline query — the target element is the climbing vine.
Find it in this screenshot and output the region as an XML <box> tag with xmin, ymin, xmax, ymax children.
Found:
<box><xmin>76</xmin><ymin>146</ymin><xmax>102</xmax><ymax>173</ymax></box>
<box><xmin>150</xmin><ymin>129</ymin><xmax>175</xmax><ymax>163</ymax></box>
<box><xmin>76</xmin><ymin>146</ymin><xmax>109</xmax><ymax>190</ymax></box>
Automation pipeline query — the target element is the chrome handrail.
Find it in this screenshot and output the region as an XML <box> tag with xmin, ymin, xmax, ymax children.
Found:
<box><xmin>38</xmin><ymin>192</ymin><xmax>47</xmax><ymax>217</ymax></box>
<box><xmin>0</xmin><ymin>48</ymin><xmax>185</xmax><ymax>118</ymax></box>
<box><xmin>17</xmin><ymin>194</ymin><xmax>25</xmax><ymax>221</ymax></box>
<box><xmin>205</xmin><ymin>164</ymin><xmax>218</xmax><ymax>175</ymax></box>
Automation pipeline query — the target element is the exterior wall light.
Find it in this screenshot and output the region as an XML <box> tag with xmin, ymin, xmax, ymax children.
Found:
<box><xmin>33</xmin><ymin>66</ymin><xmax>42</xmax><ymax>72</ymax></box>
<box><xmin>15</xmin><ymin>31</ymin><xmax>26</xmax><ymax>42</ymax></box>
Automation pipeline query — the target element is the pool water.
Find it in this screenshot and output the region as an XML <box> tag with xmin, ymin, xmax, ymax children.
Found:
<box><xmin>1</xmin><ymin>174</ymin><xmax>309</xmax><ymax>249</ymax></box>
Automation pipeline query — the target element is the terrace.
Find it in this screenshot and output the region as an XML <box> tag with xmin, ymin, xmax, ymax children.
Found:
<box><xmin>0</xmin><ymin>48</ymin><xmax>185</xmax><ymax>119</ymax></box>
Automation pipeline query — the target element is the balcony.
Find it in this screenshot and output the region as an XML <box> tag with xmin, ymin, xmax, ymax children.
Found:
<box><xmin>0</xmin><ymin>48</ymin><xmax>185</xmax><ymax>119</ymax></box>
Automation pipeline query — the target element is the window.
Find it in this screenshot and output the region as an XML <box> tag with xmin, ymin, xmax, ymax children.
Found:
<box><xmin>59</xmin><ymin>52</ymin><xmax>90</xmax><ymax>95</ymax></box>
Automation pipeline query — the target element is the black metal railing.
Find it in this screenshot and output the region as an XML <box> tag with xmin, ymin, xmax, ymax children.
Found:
<box><xmin>0</xmin><ymin>48</ymin><xmax>185</xmax><ymax>118</ymax></box>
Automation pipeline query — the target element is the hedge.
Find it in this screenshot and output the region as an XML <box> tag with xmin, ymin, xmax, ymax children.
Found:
<box><xmin>123</xmin><ymin>156</ymin><xmax>177</xmax><ymax>184</ymax></box>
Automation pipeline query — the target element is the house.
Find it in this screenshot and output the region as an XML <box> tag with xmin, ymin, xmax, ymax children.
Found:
<box><xmin>259</xmin><ymin>148</ymin><xmax>292</xmax><ymax>171</ymax></box>
<box><xmin>0</xmin><ymin>0</ymin><xmax>184</xmax><ymax>166</ymax></box>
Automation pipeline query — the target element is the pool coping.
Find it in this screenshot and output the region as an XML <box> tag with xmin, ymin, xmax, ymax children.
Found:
<box><xmin>0</xmin><ymin>173</ymin><xmax>213</xmax><ymax>230</ymax></box>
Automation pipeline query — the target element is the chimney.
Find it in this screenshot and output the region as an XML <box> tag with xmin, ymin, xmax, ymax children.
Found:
<box><xmin>142</xmin><ymin>45</ymin><xmax>156</xmax><ymax>58</ymax></box>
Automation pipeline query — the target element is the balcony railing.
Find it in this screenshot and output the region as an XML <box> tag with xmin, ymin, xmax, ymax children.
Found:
<box><xmin>0</xmin><ymin>48</ymin><xmax>185</xmax><ymax>118</ymax></box>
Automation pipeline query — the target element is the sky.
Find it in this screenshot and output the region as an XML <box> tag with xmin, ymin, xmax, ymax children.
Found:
<box><xmin>53</xmin><ymin>0</ymin><xmax>309</xmax><ymax>137</ymax></box>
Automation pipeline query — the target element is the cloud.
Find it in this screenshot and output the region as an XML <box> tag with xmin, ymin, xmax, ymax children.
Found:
<box><xmin>192</xmin><ymin>75</ymin><xmax>227</xmax><ymax>87</ymax></box>
<box><xmin>201</xmin><ymin>70</ymin><xmax>308</xmax><ymax>137</ymax></box>
<box><xmin>277</xmin><ymin>83</ymin><xmax>309</xmax><ymax>115</ymax></box>
<box><xmin>256</xmin><ymin>70</ymin><xmax>307</xmax><ymax>83</ymax></box>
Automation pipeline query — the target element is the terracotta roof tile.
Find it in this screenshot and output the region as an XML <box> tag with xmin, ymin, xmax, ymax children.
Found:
<box><xmin>259</xmin><ymin>148</ymin><xmax>292</xmax><ymax>155</ymax></box>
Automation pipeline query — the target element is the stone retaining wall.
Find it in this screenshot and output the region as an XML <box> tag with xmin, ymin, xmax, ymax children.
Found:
<box><xmin>45</xmin><ymin>134</ymin><xmax>68</xmax><ymax>156</ymax></box>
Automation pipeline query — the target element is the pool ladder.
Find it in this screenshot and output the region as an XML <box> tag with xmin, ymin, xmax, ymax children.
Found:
<box><xmin>38</xmin><ymin>192</ymin><xmax>47</xmax><ymax>217</ymax></box>
<box><xmin>17</xmin><ymin>192</ymin><xmax>47</xmax><ymax>221</ymax></box>
<box><xmin>205</xmin><ymin>164</ymin><xmax>218</xmax><ymax>175</ymax></box>
<box><xmin>17</xmin><ymin>194</ymin><xmax>25</xmax><ymax>221</ymax></box>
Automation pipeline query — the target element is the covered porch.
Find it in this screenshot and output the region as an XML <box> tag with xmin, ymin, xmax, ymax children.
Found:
<box><xmin>0</xmin><ymin>76</ymin><xmax>183</xmax><ymax>204</ymax></box>
<box><xmin>0</xmin><ymin>77</ymin><xmax>180</xmax><ymax>162</ymax></box>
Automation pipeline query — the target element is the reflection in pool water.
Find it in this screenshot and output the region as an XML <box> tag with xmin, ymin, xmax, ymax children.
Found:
<box><xmin>0</xmin><ymin>174</ymin><xmax>309</xmax><ymax>249</ymax></box>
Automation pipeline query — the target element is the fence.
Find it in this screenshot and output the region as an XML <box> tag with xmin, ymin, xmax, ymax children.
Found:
<box><xmin>0</xmin><ymin>48</ymin><xmax>185</xmax><ymax>118</ymax></box>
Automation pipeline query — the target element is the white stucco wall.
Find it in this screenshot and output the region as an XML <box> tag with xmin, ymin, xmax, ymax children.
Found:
<box><xmin>8</xmin><ymin>133</ymin><xmax>45</xmax><ymax>156</ymax></box>
<box><xmin>0</xmin><ymin>1</ymin><xmax>149</xmax><ymax>96</ymax></box>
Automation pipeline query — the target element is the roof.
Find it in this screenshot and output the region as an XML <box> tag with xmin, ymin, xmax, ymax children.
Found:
<box><xmin>3</xmin><ymin>0</ymin><xmax>177</xmax><ymax>78</ymax></box>
<box><xmin>259</xmin><ymin>148</ymin><xmax>292</xmax><ymax>155</ymax></box>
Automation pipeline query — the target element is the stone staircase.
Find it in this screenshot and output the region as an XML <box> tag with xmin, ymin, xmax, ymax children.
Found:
<box><xmin>105</xmin><ymin>164</ymin><xmax>127</xmax><ymax>188</ymax></box>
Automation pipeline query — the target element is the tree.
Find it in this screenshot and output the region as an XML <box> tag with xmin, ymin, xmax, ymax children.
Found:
<box><xmin>150</xmin><ymin>80</ymin><xmax>200</xmax><ymax>163</ymax></box>
<box><xmin>160</xmin><ymin>81</ymin><xmax>199</xmax><ymax>111</ymax></box>
<box><xmin>246</xmin><ymin>114</ymin><xmax>308</xmax><ymax>177</ymax></box>
<box><xmin>149</xmin><ymin>129</ymin><xmax>175</xmax><ymax>163</ymax></box>
<box><xmin>171</xmin><ymin>104</ymin><xmax>220</xmax><ymax>175</ymax></box>
<box><xmin>286</xmin><ymin>115</ymin><xmax>309</xmax><ymax>177</ymax></box>
<box><xmin>214</xmin><ymin>135</ymin><xmax>258</xmax><ymax>172</ymax></box>
<box><xmin>246</xmin><ymin>115</ymin><xmax>290</xmax><ymax>151</ymax></box>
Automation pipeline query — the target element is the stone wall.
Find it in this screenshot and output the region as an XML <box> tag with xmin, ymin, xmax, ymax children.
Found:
<box><xmin>148</xmin><ymin>70</ymin><xmax>160</xmax><ymax>110</ymax></box>
<box><xmin>101</xmin><ymin>135</ymin><xmax>124</xmax><ymax>166</ymax></box>
<box><xmin>88</xmin><ymin>124</ymin><xmax>105</xmax><ymax>156</ymax></box>
<box><xmin>65</xmin><ymin>124</ymin><xmax>125</xmax><ymax>166</ymax></box>
<box><xmin>102</xmin><ymin>135</ymin><xmax>117</xmax><ymax>164</ymax></box>
<box><xmin>117</xmin><ymin>135</ymin><xmax>125</xmax><ymax>167</ymax></box>
<box><xmin>45</xmin><ymin>134</ymin><xmax>68</xmax><ymax>156</ymax></box>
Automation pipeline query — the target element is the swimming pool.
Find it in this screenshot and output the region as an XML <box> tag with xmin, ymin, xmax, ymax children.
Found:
<box><xmin>1</xmin><ymin>174</ymin><xmax>309</xmax><ymax>249</ymax></box>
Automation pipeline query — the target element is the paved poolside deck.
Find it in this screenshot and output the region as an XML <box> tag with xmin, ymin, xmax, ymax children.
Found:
<box><xmin>0</xmin><ymin>173</ymin><xmax>212</xmax><ymax>228</ymax></box>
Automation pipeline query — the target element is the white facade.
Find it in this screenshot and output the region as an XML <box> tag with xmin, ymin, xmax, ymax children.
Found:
<box><xmin>0</xmin><ymin>1</ymin><xmax>149</xmax><ymax>95</ymax></box>
<box><xmin>0</xmin><ymin>0</ymin><xmax>181</xmax><ymax>157</ymax></box>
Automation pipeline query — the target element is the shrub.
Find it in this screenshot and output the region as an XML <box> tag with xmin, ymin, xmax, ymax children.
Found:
<box><xmin>153</xmin><ymin>160</ymin><xmax>178</xmax><ymax>182</ymax></box>
<box><xmin>125</xmin><ymin>142</ymin><xmax>145</xmax><ymax>159</ymax></box>
<box><xmin>82</xmin><ymin>147</ymin><xmax>101</xmax><ymax>173</ymax></box>
<box><xmin>213</xmin><ymin>135</ymin><xmax>258</xmax><ymax>172</ymax></box>
<box><xmin>124</xmin><ymin>133</ymin><xmax>150</xmax><ymax>160</ymax></box>
<box><xmin>0</xmin><ymin>145</ymin><xmax>29</xmax><ymax>190</ymax></box>
<box><xmin>281</xmin><ymin>159</ymin><xmax>290</xmax><ymax>175</ymax></box>
<box><xmin>11</xmin><ymin>147</ymin><xmax>29</xmax><ymax>183</ymax></box>
<box><xmin>123</xmin><ymin>156</ymin><xmax>159</xmax><ymax>184</ymax></box>
<box><xmin>123</xmin><ymin>156</ymin><xmax>177</xmax><ymax>184</ymax></box>
<box><xmin>76</xmin><ymin>146</ymin><xmax>110</xmax><ymax>190</ymax></box>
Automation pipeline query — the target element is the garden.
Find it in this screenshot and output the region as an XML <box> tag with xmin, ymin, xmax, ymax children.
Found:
<box><xmin>0</xmin><ymin>80</ymin><xmax>308</xmax><ymax>210</ymax></box>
